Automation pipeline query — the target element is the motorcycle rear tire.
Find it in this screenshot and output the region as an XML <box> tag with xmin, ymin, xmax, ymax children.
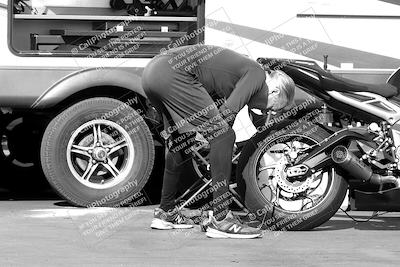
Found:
<box><xmin>242</xmin><ymin>123</ymin><xmax>348</xmax><ymax>230</ymax></box>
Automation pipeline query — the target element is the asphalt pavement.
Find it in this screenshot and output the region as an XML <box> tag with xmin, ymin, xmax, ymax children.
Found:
<box><xmin>1</xmin><ymin>200</ymin><xmax>400</xmax><ymax>267</ymax></box>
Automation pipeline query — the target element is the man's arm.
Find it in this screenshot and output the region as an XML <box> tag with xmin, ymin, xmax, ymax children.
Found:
<box><xmin>219</xmin><ymin>67</ymin><xmax>266</xmax><ymax>126</ymax></box>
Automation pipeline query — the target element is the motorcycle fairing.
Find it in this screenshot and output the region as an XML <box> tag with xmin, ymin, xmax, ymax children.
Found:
<box><xmin>259</xmin><ymin>57</ymin><xmax>400</xmax><ymax>124</ymax></box>
<box><xmin>327</xmin><ymin>91</ymin><xmax>400</xmax><ymax>125</ymax></box>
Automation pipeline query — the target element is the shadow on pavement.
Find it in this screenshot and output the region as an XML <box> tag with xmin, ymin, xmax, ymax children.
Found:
<box><xmin>0</xmin><ymin>188</ymin><xmax>59</xmax><ymax>201</ymax></box>
<box><xmin>315</xmin><ymin>212</ymin><xmax>400</xmax><ymax>231</ymax></box>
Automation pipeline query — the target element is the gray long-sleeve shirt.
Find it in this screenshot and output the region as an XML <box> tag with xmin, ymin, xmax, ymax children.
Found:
<box><xmin>165</xmin><ymin>45</ymin><xmax>269</xmax><ymax>115</ymax></box>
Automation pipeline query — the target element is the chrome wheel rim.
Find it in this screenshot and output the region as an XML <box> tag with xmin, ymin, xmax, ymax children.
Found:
<box><xmin>66</xmin><ymin>119</ymin><xmax>135</xmax><ymax>189</ymax></box>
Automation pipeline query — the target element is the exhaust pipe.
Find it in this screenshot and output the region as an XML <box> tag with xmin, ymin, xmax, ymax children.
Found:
<box><xmin>331</xmin><ymin>145</ymin><xmax>399</xmax><ymax>187</ymax></box>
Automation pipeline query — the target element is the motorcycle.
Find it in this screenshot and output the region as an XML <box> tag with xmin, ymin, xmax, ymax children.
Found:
<box><xmin>187</xmin><ymin>57</ymin><xmax>400</xmax><ymax>230</ymax></box>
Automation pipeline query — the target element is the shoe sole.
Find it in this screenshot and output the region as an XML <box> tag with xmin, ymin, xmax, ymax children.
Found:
<box><xmin>150</xmin><ymin>218</ymin><xmax>194</xmax><ymax>230</ymax></box>
<box><xmin>205</xmin><ymin>228</ymin><xmax>262</xmax><ymax>239</ymax></box>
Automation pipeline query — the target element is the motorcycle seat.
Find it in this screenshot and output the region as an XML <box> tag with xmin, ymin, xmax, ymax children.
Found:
<box><xmin>321</xmin><ymin>74</ymin><xmax>400</xmax><ymax>98</ymax></box>
<box><xmin>257</xmin><ymin>58</ymin><xmax>400</xmax><ymax>98</ymax></box>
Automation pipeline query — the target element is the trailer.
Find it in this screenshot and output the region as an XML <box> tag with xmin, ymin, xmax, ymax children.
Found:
<box><xmin>0</xmin><ymin>0</ymin><xmax>205</xmax><ymax>206</ymax></box>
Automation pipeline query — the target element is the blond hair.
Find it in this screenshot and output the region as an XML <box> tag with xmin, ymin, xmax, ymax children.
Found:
<box><xmin>269</xmin><ymin>70</ymin><xmax>295</xmax><ymax>110</ymax></box>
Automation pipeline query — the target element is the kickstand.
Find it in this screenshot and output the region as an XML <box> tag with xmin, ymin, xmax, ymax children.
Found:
<box><xmin>177</xmin><ymin>178</ymin><xmax>212</xmax><ymax>211</ymax></box>
<box><xmin>176</xmin><ymin>143</ymin><xmax>249</xmax><ymax>215</ymax></box>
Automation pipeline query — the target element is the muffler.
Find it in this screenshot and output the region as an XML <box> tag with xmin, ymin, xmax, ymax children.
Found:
<box><xmin>331</xmin><ymin>145</ymin><xmax>399</xmax><ymax>187</ymax></box>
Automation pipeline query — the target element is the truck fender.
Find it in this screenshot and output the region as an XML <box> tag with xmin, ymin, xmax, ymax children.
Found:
<box><xmin>32</xmin><ymin>67</ymin><xmax>146</xmax><ymax>109</ymax></box>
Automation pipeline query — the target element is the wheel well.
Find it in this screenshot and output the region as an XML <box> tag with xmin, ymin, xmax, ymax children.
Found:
<box><xmin>49</xmin><ymin>86</ymin><xmax>148</xmax><ymax>116</ymax></box>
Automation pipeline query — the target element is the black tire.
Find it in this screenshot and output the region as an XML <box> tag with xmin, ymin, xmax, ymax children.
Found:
<box><xmin>242</xmin><ymin>122</ymin><xmax>348</xmax><ymax>230</ymax></box>
<box><xmin>0</xmin><ymin>114</ymin><xmax>51</xmax><ymax>196</ymax></box>
<box><xmin>40</xmin><ymin>97</ymin><xmax>154</xmax><ymax>207</ymax></box>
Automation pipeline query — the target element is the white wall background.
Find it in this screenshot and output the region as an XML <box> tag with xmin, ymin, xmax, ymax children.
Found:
<box><xmin>1</xmin><ymin>0</ymin><xmax>400</xmax><ymax>68</ymax></box>
<box><xmin>204</xmin><ymin>0</ymin><xmax>400</xmax><ymax>65</ymax></box>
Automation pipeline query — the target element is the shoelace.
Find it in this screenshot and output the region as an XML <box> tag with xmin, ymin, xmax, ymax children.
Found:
<box><xmin>226</xmin><ymin>213</ymin><xmax>245</xmax><ymax>225</ymax></box>
<box><xmin>233</xmin><ymin>214</ymin><xmax>244</xmax><ymax>224</ymax></box>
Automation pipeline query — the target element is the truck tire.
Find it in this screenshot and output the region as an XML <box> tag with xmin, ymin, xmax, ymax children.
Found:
<box><xmin>40</xmin><ymin>97</ymin><xmax>154</xmax><ymax>207</ymax></box>
<box><xmin>0</xmin><ymin>114</ymin><xmax>50</xmax><ymax>195</ymax></box>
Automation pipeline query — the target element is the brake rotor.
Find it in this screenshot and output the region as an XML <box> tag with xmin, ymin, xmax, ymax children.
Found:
<box><xmin>273</xmin><ymin>159</ymin><xmax>314</xmax><ymax>194</ymax></box>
